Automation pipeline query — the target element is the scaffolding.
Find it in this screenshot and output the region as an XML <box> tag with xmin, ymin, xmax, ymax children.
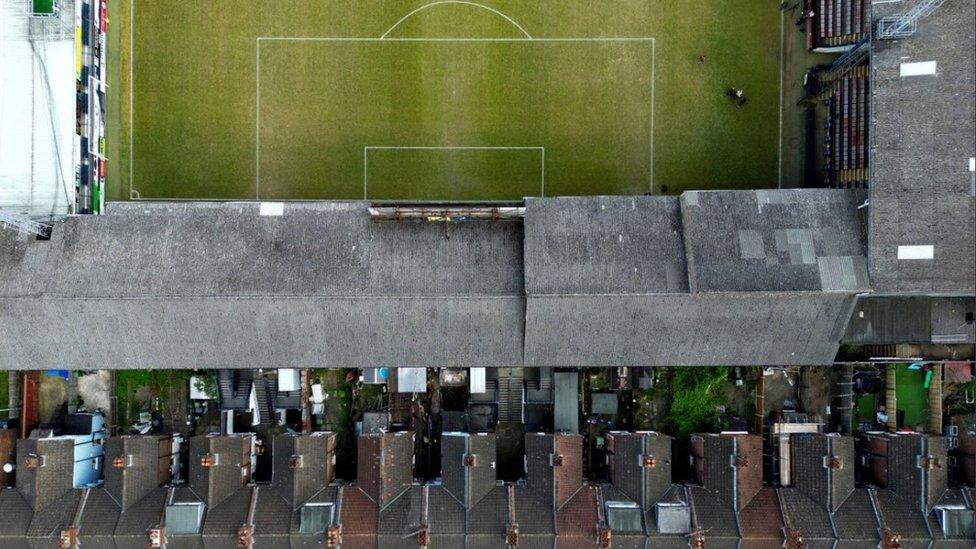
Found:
<box><xmin>875</xmin><ymin>0</ymin><xmax>946</xmax><ymax>40</ymax></box>
<box><xmin>0</xmin><ymin>211</ymin><xmax>52</xmax><ymax>238</ymax></box>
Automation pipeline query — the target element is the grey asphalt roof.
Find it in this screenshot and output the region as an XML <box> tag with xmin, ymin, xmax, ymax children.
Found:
<box><xmin>524</xmin><ymin>195</ymin><xmax>688</xmax><ymax>294</ymax></box>
<box><xmin>0</xmin><ymin>201</ymin><xmax>525</xmax><ymax>369</ymax></box>
<box><xmin>868</xmin><ymin>0</ymin><xmax>976</xmax><ymax>295</ymax></box>
<box><xmin>681</xmin><ymin>189</ymin><xmax>869</xmax><ymax>292</ymax></box>
<box><xmin>524</xmin><ymin>292</ymin><xmax>857</xmax><ymax>366</ymax></box>
<box><xmin>1</xmin><ymin>195</ymin><xmax>867</xmax><ymax>368</ymax></box>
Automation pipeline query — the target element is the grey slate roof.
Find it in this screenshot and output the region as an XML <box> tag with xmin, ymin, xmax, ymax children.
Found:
<box><xmin>525</xmin><ymin>292</ymin><xmax>856</xmax><ymax>366</ymax></box>
<box><xmin>104</xmin><ymin>436</ymin><xmax>169</xmax><ymax>513</ymax></box>
<box><xmin>875</xmin><ymin>489</ymin><xmax>932</xmax><ymax>541</ymax></box>
<box><xmin>113</xmin><ymin>486</ymin><xmax>168</xmax><ymax>540</ymax></box>
<box><xmin>427</xmin><ymin>485</ymin><xmax>466</xmax><ymax>540</ymax></box>
<box><xmin>16</xmin><ymin>437</ymin><xmax>74</xmax><ymax>511</ymax></box>
<box><xmin>199</xmin><ymin>486</ymin><xmax>250</xmax><ymax>543</ymax></box>
<box><xmin>606</xmin><ymin>431</ymin><xmax>673</xmax><ymax>510</ymax></box>
<box><xmin>513</xmin><ymin>485</ymin><xmax>555</xmax><ymax>536</ymax></box>
<box><xmin>791</xmin><ymin>433</ymin><xmax>855</xmax><ymax>513</ymax></box>
<box><xmin>778</xmin><ymin>488</ymin><xmax>836</xmax><ymax>541</ymax></box>
<box><xmin>188</xmin><ymin>435</ymin><xmax>249</xmax><ymax>508</ymax></box>
<box><xmin>271</xmin><ymin>432</ymin><xmax>336</xmax><ymax>509</ymax></box>
<box><xmin>868</xmin><ymin>0</ymin><xmax>976</xmax><ymax>295</ymax></box>
<box><xmin>681</xmin><ymin>189</ymin><xmax>869</xmax><ymax>292</ymax></box>
<box><xmin>687</xmin><ymin>485</ymin><xmax>739</xmax><ymax>538</ymax></box>
<box><xmin>0</xmin><ymin>489</ymin><xmax>34</xmax><ymax>544</ymax></box>
<box><xmin>76</xmin><ymin>488</ymin><xmax>123</xmax><ymax>540</ymax></box>
<box><xmin>465</xmin><ymin>485</ymin><xmax>509</xmax><ymax>544</ymax></box>
<box><xmin>831</xmin><ymin>488</ymin><xmax>879</xmax><ymax>542</ymax></box>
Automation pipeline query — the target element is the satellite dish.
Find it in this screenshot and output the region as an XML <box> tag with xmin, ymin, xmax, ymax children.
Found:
<box><xmin>2</xmin><ymin>463</ymin><xmax>14</xmax><ymax>473</ymax></box>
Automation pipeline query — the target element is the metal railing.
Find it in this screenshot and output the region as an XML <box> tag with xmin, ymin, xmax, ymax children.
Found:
<box><xmin>0</xmin><ymin>212</ymin><xmax>52</xmax><ymax>238</ymax></box>
<box><xmin>876</xmin><ymin>0</ymin><xmax>946</xmax><ymax>39</ymax></box>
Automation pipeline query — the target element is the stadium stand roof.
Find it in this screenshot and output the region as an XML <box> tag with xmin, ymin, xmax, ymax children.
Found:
<box><xmin>523</xmin><ymin>195</ymin><xmax>688</xmax><ymax>295</ymax></box>
<box><xmin>0</xmin><ymin>193</ymin><xmax>866</xmax><ymax>368</ymax></box>
<box><xmin>680</xmin><ymin>189</ymin><xmax>869</xmax><ymax>293</ymax></box>
<box><xmin>522</xmin><ymin>193</ymin><xmax>861</xmax><ymax>366</ymax></box>
<box><xmin>843</xmin><ymin>295</ymin><xmax>976</xmax><ymax>345</ymax></box>
<box><xmin>0</xmin><ymin>201</ymin><xmax>526</xmax><ymax>368</ymax></box>
<box><xmin>523</xmin><ymin>292</ymin><xmax>856</xmax><ymax>366</ymax></box>
<box><xmin>868</xmin><ymin>0</ymin><xmax>976</xmax><ymax>295</ymax></box>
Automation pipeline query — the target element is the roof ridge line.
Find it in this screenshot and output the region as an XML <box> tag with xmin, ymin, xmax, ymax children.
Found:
<box><xmin>4</xmin><ymin>293</ymin><xmax>525</xmax><ymax>301</ymax></box>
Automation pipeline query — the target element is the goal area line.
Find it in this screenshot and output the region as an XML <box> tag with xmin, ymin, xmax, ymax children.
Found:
<box><xmin>363</xmin><ymin>146</ymin><xmax>546</xmax><ymax>200</ymax></box>
<box><xmin>253</xmin><ymin>36</ymin><xmax>656</xmax><ymax>201</ymax></box>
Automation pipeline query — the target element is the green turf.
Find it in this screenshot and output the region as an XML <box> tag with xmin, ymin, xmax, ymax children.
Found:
<box><xmin>363</xmin><ymin>147</ymin><xmax>546</xmax><ymax>201</ymax></box>
<box><xmin>32</xmin><ymin>0</ymin><xmax>55</xmax><ymax>15</ymax></box>
<box><xmin>109</xmin><ymin>1</ymin><xmax>782</xmax><ymax>201</ymax></box>
<box><xmin>895</xmin><ymin>364</ymin><xmax>929</xmax><ymax>429</ymax></box>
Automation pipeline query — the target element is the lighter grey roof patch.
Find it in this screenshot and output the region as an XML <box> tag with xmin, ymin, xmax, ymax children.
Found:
<box><xmin>680</xmin><ymin>190</ymin><xmax>868</xmax><ymax>293</ymax></box>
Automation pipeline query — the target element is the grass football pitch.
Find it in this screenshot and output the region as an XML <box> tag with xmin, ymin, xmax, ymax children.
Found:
<box><xmin>107</xmin><ymin>1</ymin><xmax>782</xmax><ymax>201</ymax></box>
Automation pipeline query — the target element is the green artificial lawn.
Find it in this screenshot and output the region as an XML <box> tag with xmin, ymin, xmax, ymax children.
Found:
<box><xmin>894</xmin><ymin>364</ymin><xmax>929</xmax><ymax>429</ymax></box>
<box><xmin>32</xmin><ymin>0</ymin><xmax>55</xmax><ymax>15</ymax></box>
<box><xmin>108</xmin><ymin>0</ymin><xmax>781</xmax><ymax>201</ymax></box>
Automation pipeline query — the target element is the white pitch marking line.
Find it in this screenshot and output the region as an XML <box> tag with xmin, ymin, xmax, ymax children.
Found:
<box><xmin>257</xmin><ymin>37</ymin><xmax>656</xmax><ymax>198</ymax></box>
<box><xmin>379</xmin><ymin>0</ymin><xmax>533</xmax><ymax>40</ymax></box>
<box><xmin>650</xmin><ymin>37</ymin><xmax>655</xmax><ymax>194</ymax></box>
<box><xmin>258</xmin><ymin>37</ymin><xmax>656</xmax><ymax>42</ymax></box>
<box><xmin>255</xmin><ymin>39</ymin><xmax>261</xmax><ymax>199</ymax></box>
<box><xmin>778</xmin><ymin>5</ymin><xmax>785</xmax><ymax>188</ymax></box>
<box><xmin>540</xmin><ymin>147</ymin><xmax>545</xmax><ymax>198</ymax></box>
<box><xmin>129</xmin><ymin>0</ymin><xmax>135</xmax><ymax>199</ymax></box>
